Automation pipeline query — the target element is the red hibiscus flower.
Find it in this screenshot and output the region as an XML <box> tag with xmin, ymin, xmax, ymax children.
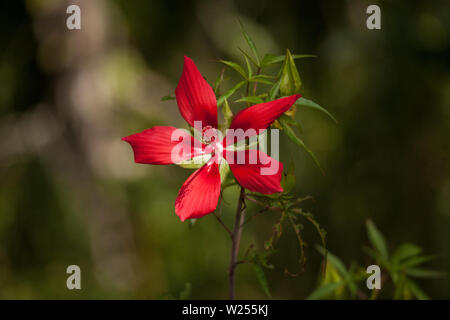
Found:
<box><xmin>122</xmin><ymin>56</ymin><xmax>300</xmax><ymax>221</ymax></box>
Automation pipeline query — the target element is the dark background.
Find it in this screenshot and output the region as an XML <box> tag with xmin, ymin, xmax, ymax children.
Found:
<box><xmin>0</xmin><ymin>0</ymin><xmax>449</xmax><ymax>299</ymax></box>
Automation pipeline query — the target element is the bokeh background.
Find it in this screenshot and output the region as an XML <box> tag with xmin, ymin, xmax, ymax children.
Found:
<box><xmin>0</xmin><ymin>0</ymin><xmax>449</xmax><ymax>299</ymax></box>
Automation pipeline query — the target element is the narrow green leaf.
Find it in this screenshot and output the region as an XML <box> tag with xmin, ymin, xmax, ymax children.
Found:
<box><xmin>295</xmin><ymin>97</ymin><xmax>338</xmax><ymax>123</ymax></box>
<box><xmin>161</xmin><ymin>95</ymin><xmax>175</xmax><ymax>101</ymax></box>
<box><xmin>269</xmin><ymin>79</ymin><xmax>281</xmax><ymax>101</ymax></box>
<box><xmin>292</xmin><ymin>54</ymin><xmax>317</xmax><ymax>59</ymax></box>
<box><xmin>347</xmin><ymin>263</ymin><xmax>359</xmax><ymax>297</ymax></box>
<box><xmin>248</xmin><ymin>78</ymin><xmax>273</xmax><ymax>85</ymax></box>
<box><xmin>400</xmin><ymin>255</ymin><xmax>436</xmax><ymax>269</ymax></box>
<box><xmin>279</xmin><ymin>114</ymin><xmax>296</xmax><ymax>125</ymax></box>
<box><xmin>261</xmin><ymin>53</ymin><xmax>317</xmax><ymax>67</ymax></box>
<box><xmin>278</xmin><ymin>119</ymin><xmax>325</xmax><ymax>175</ymax></box>
<box><xmin>393</xmin><ymin>275</ymin><xmax>407</xmax><ymax>299</ymax></box>
<box><xmin>235</xmin><ymin>96</ymin><xmax>265</xmax><ymax>105</ymax></box>
<box><xmin>217</xmin><ymin>81</ymin><xmax>246</xmax><ymax>106</ymax></box>
<box><xmin>253</xmin><ymin>264</ymin><xmax>272</xmax><ymax>299</ymax></box>
<box><xmin>238</xmin><ymin>47</ymin><xmax>259</xmax><ymax>67</ymax></box>
<box><xmin>366</xmin><ymin>220</ymin><xmax>389</xmax><ymax>260</ymax></box>
<box><xmin>238</xmin><ymin>19</ymin><xmax>260</xmax><ymax>66</ymax></box>
<box><xmin>307</xmin><ymin>282</ymin><xmax>343</xmax><ymax>300</ymax></box>
<box><xmin>391</xmin><ymin>269</ymin><xmax>400</xmax><ymax>286</ymax></box>
<box><xmin>316</xmin><ymin>245</ymin><xmax>348</xmax><ymax>277</ymax></box>
<box><xmin>213</xmin><ymin>67</ymin><xmax>226</xmax><ymax>94</ymax></box>
<box><xmin>279</xmin><ymin>114</ymin><xmax>303</xmax><ymax>133</ymax></box>
<box><xmin>244</xmin><ymin>55</ymin><xmax>253</xmax><ymax>78</ymax></box>
<box><xmin>218</xmin><ymin>60</ymin><xmax>247</xmax><ymax>79</ymax></box>
<box><xmin>251</xmin><ymin>74</ymin><xmax>275</xmax><ymax>79</ymax></box>
<box><xmin>406</xmin><ymin>279</ymin><xmax>430</xmax><ymax>300</ymax></box>
<box><xmin>405</xmin><ymin>268</ymin><xmax>446</xmax><ymax>279</ymax></box>
<box><xmin>392</xmin><ymin>243</ymin><xmax>422</xmax><ymax>264</ymax></box>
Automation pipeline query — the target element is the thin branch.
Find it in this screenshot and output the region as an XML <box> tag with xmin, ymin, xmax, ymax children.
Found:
<box><xmin>243</xmin><ymin>207</ymin><xmax>269</xmax><ymax>226</ymax></box>
<box><xmin>245</xmin><ymin>194</ymin><xmax>282</xmax><ymax>211</ymax></box>
<box><xmin>213</xmin><ymin>197</ymin><xmax>232</xmax><ymax>237</ymax></box>
<box><xmin>287</xmin><ymin>213</ymin><xmax>306</xmax><ymax>267</ymax></box>
<box><xmin>228</xmin><ymin>187</ymin><xmax>246</xmax><ymax>300</ymax></box>
<box><xmin>242</xmin><ymin>194</ymin><xmax>283</xmax><ymax>226</ymax></box>
<box><xmin>252</xmin><ymin>66</ymin><xmax>261</xmax><ymax>95</ymax></box>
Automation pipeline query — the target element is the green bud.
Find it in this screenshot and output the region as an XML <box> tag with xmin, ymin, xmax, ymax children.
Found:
<box><xmin>280</xmin><ymin>49</ymin><xmax>302</xmax><ymax>96</ymax></box>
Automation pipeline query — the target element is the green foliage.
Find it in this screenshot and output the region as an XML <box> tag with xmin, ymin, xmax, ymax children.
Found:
<box><xmin>213</xmin><ymin>22</ymin><xmax>333</xmax><ymax>174</ymax></box>
<box><xmin>307</xmin><ymin>221</ymin><xmax>444</xmax><ymax>300</ymax></box>
<box><xmin>243</xmin><ymin>180</ymin><xmax>327</xmax><ymax>287</ymax></box>
<box><xmin>308</xmin><ymin>246</ymin><xmax>366</xmax><ymax>299</ymax></box>
<box><xmin>252</xmin><ymin>264</ymin><xmax>273</xmax><ymax>300</ymax></box>
<box><xmin>210</xmin><ymin>21</ymin><xmax>336</xmax><ymax>300</ymax></box>
<box><xmin>217</xmin><ymin>47</ymin><xmax>336</xmax><ymax>177</ymax></box>
<box><xmin>212</xmin><ymin>24</ymin><xmax>334</xmax><ymax>186</ymax></box>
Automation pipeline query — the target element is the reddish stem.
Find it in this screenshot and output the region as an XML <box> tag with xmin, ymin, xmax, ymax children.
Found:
<box><xmin>228</xmin><ymin>187</ymin><xmax>246</xmax><ymax>300</ymax></box>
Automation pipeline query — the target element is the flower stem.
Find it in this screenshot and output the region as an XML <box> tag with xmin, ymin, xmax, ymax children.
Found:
<box><xmin>252</xmin><ymin>67</ymin><xmax>261</xmax><ymax>95</ymax></box>
<box><xmin>228</xmin><ymin>187</ymin><xmax>246</xmax><ymax>300</ymax></box>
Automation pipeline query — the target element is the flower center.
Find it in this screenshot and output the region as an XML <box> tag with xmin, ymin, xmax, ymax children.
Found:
<box><xmin>202</xmin><ymin>126</ymin><xmax>218</xmax><ymax>145</ymax></box>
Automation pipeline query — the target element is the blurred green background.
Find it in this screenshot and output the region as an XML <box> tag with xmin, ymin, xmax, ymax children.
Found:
<box><xmin>0</xmin><ymin>0</ymin><xmax>449</xmax><ymax>299</ymax></box>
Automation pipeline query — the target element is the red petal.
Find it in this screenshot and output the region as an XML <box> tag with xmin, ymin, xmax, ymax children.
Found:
<box><xmin>224</xmin><ymin>94</ymin><xmax>300</xmax><ymax>146</ymax></box>
<box><xmin>122</xmin><ymin>126</ymin><xmax>203</xmax><ymax>165</ymax></box>
<box><xmin>175</xmin><ymin>56</ymin><xmax>218</xmax><ymax>129</ymax></box>
<box><xmin>226</xmin><ymin>150</ymin><xmax>283</xmax><ymax>194</ymax></box>
<box><xmin>175</xmin><ymin>161</ymin><xmax>221</xmax><ymax>221</ymax></box>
